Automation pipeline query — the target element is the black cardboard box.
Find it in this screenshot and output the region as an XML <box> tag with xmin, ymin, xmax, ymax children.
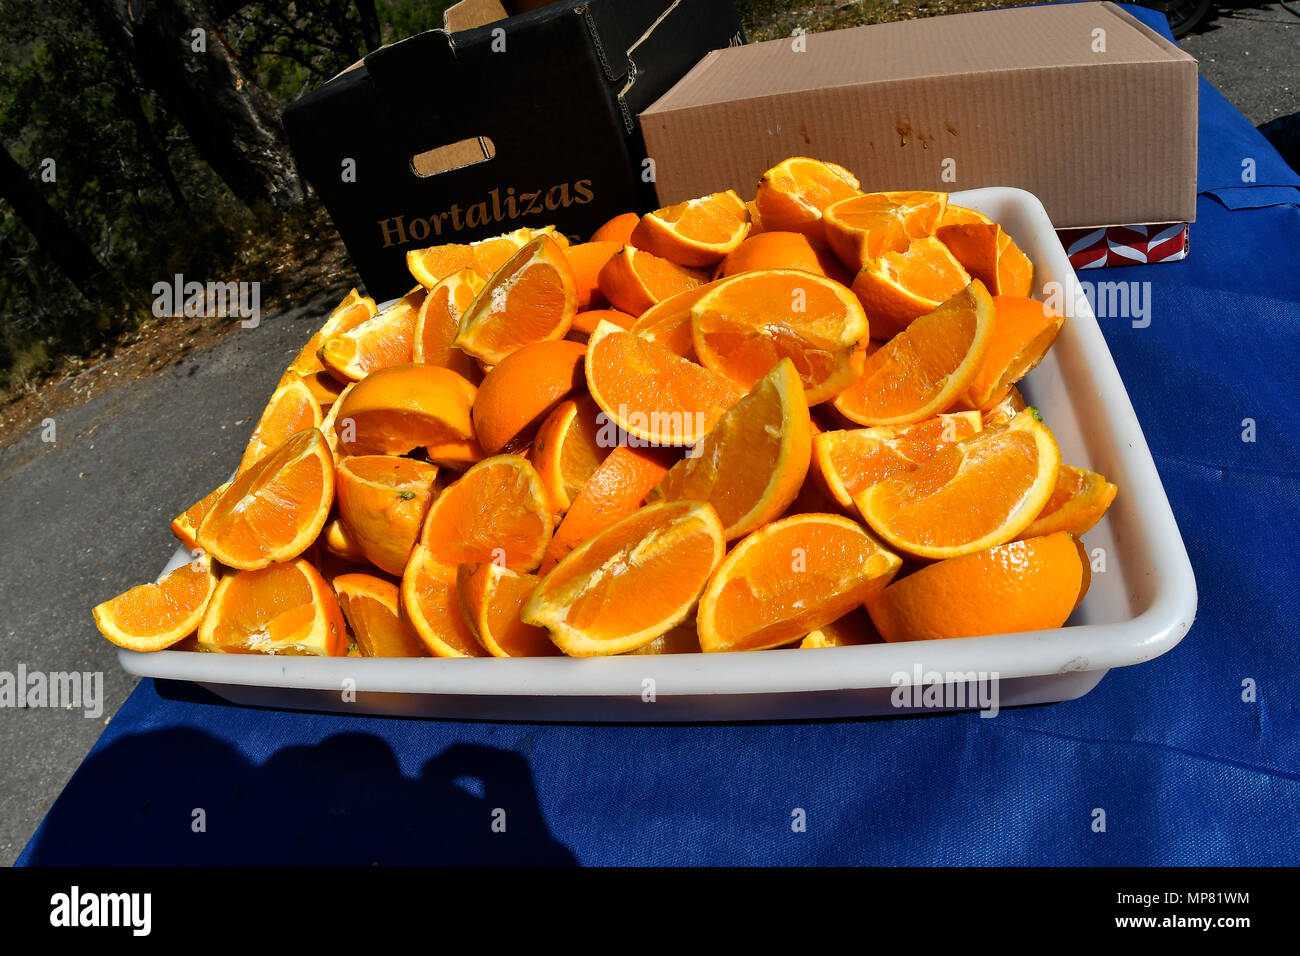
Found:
<box><xmin>285</xmin><ymin>0</ymin><xmax>743</xmax><ymax>300</ymax></box>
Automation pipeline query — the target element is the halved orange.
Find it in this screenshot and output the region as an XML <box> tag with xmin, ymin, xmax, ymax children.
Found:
<box><xmin>530</xmin><ymin>395</ymin><xmax>611</xmax><ymax>520</ymax></box>
<box><xmin>540</xmin><ymin>444</ymin><xmax>676</xmax><ymax>573</ymax></box>
<box><xmin>454</xmin><ymin>235</ymin><xmax>576</xmax><ymax>364</ymax></box>
<box><xmin>564</xmin><ymin>240</ymin><xmax>621</xmax><ymax>310</ymax></box>
<box><xmin>171</xmin><ymin>482</ymin><xmax>232</xmax><ymax>551</ymax></box>
<box><xmin>333</xmin><ymin>573</ymin><xmax>426</xmax><ymax>657</ymax></box>
<box><xmin>854</xmin><ymin>408</ymin><xmax>1061</xmax><ymax>559</ymax></box>
<box><xmin>852</xmin><ymin>237</ymin><xmax>973</xmax><ymax>339</ymax></box>
<box><xmin>333</xmin><ymin>363</ymin><xmax>480</xmax><ymax>464</ymax></box>
<box><xmin>412</xmin><ymin>267</ymin><xmax>484</xmax><ymax>381</ymax></box>
<box><xmin>718</xmin><ymin>231</ymin><xmax>853</xmax><ymax>285</ymax></box>
<box><xmin>833</xmin><ymin>281</ymin><xmax>995</xmax><ymax>427</ymax></box>
<box><xmin>585</xmin><ymin>320</ymin><xmax>743</xmax><ymax>445</ymax></box>
<box><xmin>697</xmin><ymin>513</ymin><xmax>901</xmax><ymax>653</ymax></box>
<box><xmin>472</xmin><ymin>339</ymin><xmax>586</xmax><ymax>455</ymax></box>
<box><xmin>400</xmin><ymin>545</ymin><xmax>488</xmax><ymax>657</ymax></box>
<box><xmin>319</xmin><ymin>287</ymin><xmax>424</xmax><ymax>382</ymax></box>
<box><xmin>629</xmin><ymin>190</ymin><xmax>751</xmax><ymax>266</ymax></box>
<box><xmin>596</xmin><ymin>245</ymin><xmax>709</xmax><ymax>316</ymax></box>
<box><xmin>238</xmin><ymin>375</ymin><xmax>323</xmax><ymax>474</ymax></box>
<box><xmin>754</xmin><ymin>157</ymin><xmax>862</xmax><ymax>243</ymax></box>
<box><xmin>651</xmin><ymin>359</ymin><xmax>811</xmax><ymax>540</ymax></box>
<box><xmin>197</xmin><ymin>428</ymin><xmax>334</xmax><ymax>570</ymax></box>
<box><xmin>1018</xmin><ymin>464</ymin><xmax>1117</xmax><ymax>539</ymax></box>
<box><xmin>821</xmin><ymin>194</ymin><xmax>910</xmax><ymax>273</ymax></box>
<box><xmin>93</xmin><ymin>554</ymin><xmax>219</xmax><ymax>652</ymax></box>
<box><xmin>419</xmin><ymin>455</ymin><xmax>552</xmax><ymax>572</ymax></box>
<box><xmin>286</xmin><ymin>289</ymin><xmax>377</xmax><ymax>377</ymax></box>
<box><xmin>522</xmin><ymin>499</ymin><xmax>725</xmax><ymax>656</ymax></box>
<box><xmin>336</xmin><ymin>455</ymin><xmax>440</xmax><ymax>576</ymax></box>
<box><xmin>690</xmin><ymin>269</ymin><xmax>869</xmax><ymax>404</ymax></box>
<box><xmin>799</xmin><ymin>607</ymin><xmax>882</xmax><ymax>648</ymax></box>
<box><xmin>197</xmin><ymin>558</ymin><xmax>348</xmax><ymax>655</ymax></box>
<box><xmin>455</xmin><ymin>563</ymin><xmax>560</xmax><ymax>658</ymax></box>
<box><xmin>627</xmin><ymin>282</ymin><xmax>721</xmax><ymax>359</ymax></box>
<box><xmin>959</xmin><ymin>295</ymin><xmax>1063</xmax><ymax>410</ymax></box>
<box><xmin>866</xmin><ymin>532</ymin><xmax>1086</xmax><ymax>642</ymax></box>
<box><xmin>813</xmin><ymin>412</ymin><xmax>983</xmax><ymax>509</ymax></box>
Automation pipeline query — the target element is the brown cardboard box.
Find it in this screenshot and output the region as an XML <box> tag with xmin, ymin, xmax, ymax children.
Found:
<box><xmin>638</xmin><ymin>2</ymin><xmax>1197</xmax><ymax>231</ymax></box>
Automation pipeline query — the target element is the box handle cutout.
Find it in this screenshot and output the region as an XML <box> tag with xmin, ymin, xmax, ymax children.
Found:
<box><xmin>412</xmin><ymin>136</ymin><xmax>497</xmax><ymax>178</ymax></box>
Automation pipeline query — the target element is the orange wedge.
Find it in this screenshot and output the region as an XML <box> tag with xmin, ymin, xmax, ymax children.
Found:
<box><xmin>697</xmin><ymin>513</ymin><xmax>901</xmax><ymax>653</ymax></box>
<box><xmin>821</xmin><ymin>194</ymin><xmax>911</xmax><ymax>273</ymax></box>
<box><xmin>93</xmin><ymin>554</ymin><xmax>219</xmax><ymax>652</ymax></box>
<box><xmin>651</xmin><ymin>359</ymin><xmax>811</xmax><ymax>540</ymax></box>
<box><xmin>472</xmin><ymin>339</ymin><xmax>586</xmax><ymax>455</ymax></box>
<box><xmin>333</xmin><ymin>573</ymin><xmax>426</xmax><ymax>657</ymax></box>
<box><xmin>571</xmin><ymin>308</ymin><xmax>636</xmax><ymax>339</ymax></box>
<box><xmin>333</xmin><ymin>363</ymin><xmax>480</xmax><ymax>464</ymax></box>
<box><xmin>522</xmin><ymin>499</ymin><xmax>725</xmax><ymax>656</ymax></box>
<box><xmin>628</xmin><ymin>282</ymin><xmax>720</xmax><ymax>359</ymax></box>
<box><xmin>852</xmin><ymin>237</ymin><xmax>973</xmax><ymax>339</ymax></box>
<box><xmin>197</xmin><ymin>558</ymin><xmax>347</xmax><ymax>656</ymax></box>
<box><xmin>336</xmin><ymin>455</ymin><xmax>439</xmax><ymax>576</ymax></box>
<box><xmin>530</xmin><ymin>395</ymin><xmax>611</xmax><ymax>520</ymax></box>
<box><xmin>472</xmin><ymin>225</ymin><xmax>569</xmax><ymax>276</ymax></box>
<box><xmin>540</xmin><ymin>444</ymin><xmax>676</xmax><ymax>573</ymax></box>
<box><xmin>596</xmin><ymin>245</ymin><xmax>709</xmax><ymax>315</ymax></box>
<box><xmin>456</xmin><ymin>563</ymin><xmax>560</xmax><ymax>658</ymax></box>
<box><xmin>982</xmin><ymin>385</ymin><xmax>1028</xmax><ymax>426</ymax></box>
<box><xmin>400</xmin><ymin>545</ymin><xmax>488</xmax><ymax>657</ymax></box>
<box><xmin>690</xmin><ymin>269</ymin><xmax>869</xmax><ymax>404</ymax></box>
<box><xmin>412</xmin><ymin>267</ymin><xmax>484</xmax><ymax>381</ymax></box>
<box><xmin>197</xmin><ymin>428</ymin><xmax>334</xmax><ymax>570</ymax></box>
<box><xmin>799</xmin><ymin>607</ymin><xmax>882</xmax><ymax>648</ymax></box>
<box><xmin>454</xmin><ymin>235</ymin><xmax>576</xmax><ymax>364</ymax></box>
<box><xmin>406</xmin><ymin>226</ymin><xmax>567</xmax><ymax>289</ymax></box>
<box><xmin>238</xmin><ymin>375</ymin><xmax>323</xmax><ymax>474</ymax></box>
<box><xmin>813</xmin><ymin>412</ymin><xmax>983</xmax><ymax>509</ymax></box>
<box><xmin>1018</xmin><ymin>464</ymin><xmax>1117</xmax><ymax>539</ymax></box>
<box><xmin>171</xmin><ymin>482</ymin><xmax>231</xmax><ymax>551</ymax></box>
<box><xmin>564</xmin><ymin>240</ymin><xmax>621</xmax><ymax>310</ymax></box>
<box><xmin>854</xmin><ymin>408</ymin><xmax>1061</xmax><ymax>560</ymax></box>
<box><xmin>419</xmin><ymin>455</ymin><xmax>553</xmax><ymax>572</ymax></box>
<box><xmin>718</xmin><ymin>231</ymin><xmax>853</xmax><ymax>285</ymax></box>
<box><xmin>317</xmin><ymin>381</ymin><xmax>355</xmax><ymax>462</ymax></box>
<box><xmin>291</xmin><ymin>369</ymin><xmax>346</xmax><ymax>410</ymax></box>
<box><xmin>959</xmin><ymin>295</ymin><xmax>1063</xmax><ymax>410</ymax></box>
<box><xmin>833</xmin><ymin>281</ymin><xmax>995</xmax><ymax>427</ymax></box>
<box><xmin>585</xmin><ymin>320</ymin><xmax>743</xmax><ymax>445</ymax></box>
<box><xmin>876</xmin><ymin>190</ymin><xmax>949</xmax><ymax>236</ymax></box>
<box><xmin>867</xmin><ymin>532</ymin><xmax>1086</xmax><ymax>642</ymax></box>
<box><xmin>755</xmin><ymin>157</ymin><xmax>862</xmax><ymax>243</ymax></box>
<box><xmin>319</xmin><ymin>287</ymin><xmax>425</xmax><ymax>382</ymax></box>
<box><xmin>937</xmin><ymin>215</ymin><xmax>1035</xmax><ymax>298</ymax></box>
<box><xmin>629</xmin><ymin>190</ymin><xmax>751</xmax><ymax>266</ymax></box>
<box><xmin>286</xmin><ymin>289</ymin><xmax>377</xmax><ymax>377</ymax></box>
<box><xmin>590</xmin><ymin>212</ymin><xmax>640</xmax><ymax>246</ymax></box>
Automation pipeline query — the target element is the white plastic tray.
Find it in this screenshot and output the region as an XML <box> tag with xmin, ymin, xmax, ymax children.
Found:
<box><xmin>119</xmin><ymin>187</ymin><xmax>1197</xmax><ymax>721</ymax></box>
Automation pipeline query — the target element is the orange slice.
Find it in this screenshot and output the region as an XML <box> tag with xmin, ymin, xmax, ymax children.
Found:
<box><xmin>93</xmin><ymin>555</ymin><xmax>219</xmax><ymax>652</ymax></box>
<box><xmin>530</xmin><ymin>395</ymin><xmax>611</xmax><ymax>520</ymax></box>
<box><xmin>197</xmin><ymin>429</ymin><xmax>334</xmax><ymax>570</ymax></box>
<box><xmin>453</xmin><ymin>235</ymin><xmax>576</xmax><ymax>364</ymax></box>
<box><xmin>333</xmin><ymin>573</ymin><xmax>426</xmax><ymax>657</ymax></box>
<box><xmin>419</xmin><ymin>455</ymin><xmax>552</xmax><ymax>572</ymax></box>
<box><xmin>197</xmin><ymin>558</ymin><xmax>347</xmax><ymax>655</ymax></box>
<box><xmin>718</xmin><ymin>231</ymin><xmax>854</xmax><ymax>285</ymax></box>
<box><xmin>1018</xmin><ymin>464</ymin><xmax>1117</xmax><ymax>539</ymax></box>
<box><xmin>286</xmin><ymin>289</ymin><xmax>377</xmax><ymax>376</ymax></box>
<box><xmin>585</xmin><ymin>320</ymin><xmax>743</xmax><ymax>445</ymax></box>
<box><xmin>854</xmin><ymin>408</ymin><xmax>1061</xmax><ymax>559</ymax></box>
<box><xmin>333</xmin><ymin>363</ymin><xmax>480</xmax><ymax>464</ymax></box>
<box><xmin>866</xmin><ymin>532</ymin><xmax>1086</xmax><ymax>641</ymax></box>
<box><xmin>690</xmin><ymin>269</ymin><xmax>869</xmax><ymax>404</ymax></box>
<box><xmin>336</xmin><ymin>455</ymin><xmax>439</xmax><ymax>575</ymax></box>
<box><xmin>813</xmin><ymin>412</ymin><xmax>983</xmax><ymax>509</ymax></box>
<box><xmin>171</xmin><ymin>482</ymin><xmax>231</xmax><ymax>551</ymax></box>
<box><xmin>960</xmin><ymin>295</ymin><xmax>1063</xmax><ymax>410</ymax></box>
<box><xmin>697</xmin><ymin>513</ymin><xmax>901</xmax><ymax>653</ymax></box>
<box><xmin>456</xmin><ymin>563</ymin><xmax>560</xmax><ymax>658</ymax></box>
<box><xmin>937</xmin><ymin>216</ymin><xmax>1035</xmax><ymax>298</ymax></box>
<box><xmin>821</xmin><ymin>194</ymin><xmax>910</xmax><ymax>273</ymax></box>
<box><xmin>629</xmin><ymin>190</ymin><xmax>751</xmax><ymax>266</ymax></box>
<box><xmin>852</xmin><ymin>237</ymin><xmax>973</xmax><ymax>339</ymax></box>
<box><xmin>319</xmin><ymin>288</ymin><xmax>424</xmax><ymax>382</ymax></box>
<box><xmin>522</xmin><ymin>499</ymin><xmax>725</xmax><ymax>656</ymax></box>
<box><xmin>571</xmin><ymin>308</ymin><xmax>636</xmax><ymax>339</ymax></box>
<box><xmin>564</xmin><ymin>240</ymin><xmax>621</xmax><ymax>310</ymax></box>
<box><xmin>651</xmin><ymin>358</ymin><xmax>810</xmax><ymax>540</ymax></box>
<box><xmin>755</xmin><ymin>157</ymin><xmax>862</xmax><ymax>243</ymax></box>
<box><xmin>472</xmin><ymin>339</ymin><xmax>586</xmax><ymax>455</ymax></box>
<box><xmin>238</xmin><ymin>375</ymin><xmax>323</xmax><ymax>474</ymax></box>
<box><xmin>799</xmin><ymin>607</ymin><xmax>882</xmax><ymax>648</ymax></box>
<box><xmin>628</xmin><ymin>282</ymin><xmax>721</xmax><ymax>359</ymax></box>
<box><xmin>406</xmin><ymin>226</ymin><xmax>567</xmax><ymax>289</ymax></box>
<box><xmin>471</xmin><ymin>225</ymin><xmax>569</xmax><ymax>276</ymax></box>
<box><xmin>400</xmin><ymin>545</ymin><xmax>488</xmax><ymax>657</ymax></box>
<box><xmin>590</xmin><ymin>212</ymin><xmax>640</xmax><ymax>245</ymax></box>
<box><xmin>596</xmin><ymin>245</ymin><xmax>709</xmax><ymax>315</ymax></box>
<box><xmin>833</xmin><ymin>281</ymin><xmax>995</xmax><ymax>427</ymax></box>
<box><xmin>412</xmin><ymin>267</ymin><xmax>484</xmax><ymax>381</ymax></box>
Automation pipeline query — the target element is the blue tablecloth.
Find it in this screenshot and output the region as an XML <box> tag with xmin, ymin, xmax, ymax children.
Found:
<box><xmin>18</xmin><ymin>7</ymin><xmax>1300</xmax><ymax>866</ymax></box>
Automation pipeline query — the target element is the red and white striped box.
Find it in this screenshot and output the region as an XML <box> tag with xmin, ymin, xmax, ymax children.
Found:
<box><xmin>1055</xmin><ymin>223</ymin><xmax>1189</xmax><ymax>270</ymax></box>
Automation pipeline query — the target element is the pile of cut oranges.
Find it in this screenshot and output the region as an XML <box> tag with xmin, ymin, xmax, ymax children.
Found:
<box><xmin>93</xmin><ymin>156</ymin><xmax>1117</xmax><ymax>659</ymax></box>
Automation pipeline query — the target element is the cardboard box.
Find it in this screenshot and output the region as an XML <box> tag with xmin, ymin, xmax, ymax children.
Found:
<box><xmin>285</xmin><ymin>0</ymin><xmax>743</xmax><ymax>300</ymax></box>
<box><xmin>638</xmin><ymin>2</ymin><xmax>1197</xmax><ymax>237</ymax></box>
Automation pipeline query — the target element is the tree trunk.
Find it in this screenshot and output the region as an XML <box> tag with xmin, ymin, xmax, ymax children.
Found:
<box><xmin>110</xmin><ymin>0</ymin><xmax>304</xmax><ymax>212</ymax></box>
<box><xmin>355</xmin><ymin>0</ymin><xmax>383</xmax><ymax>53</ymax></box>
<box><xmin>0</xmin><ymin>143</ymin><xmax>106</xmax><ymax>300</ymax></box>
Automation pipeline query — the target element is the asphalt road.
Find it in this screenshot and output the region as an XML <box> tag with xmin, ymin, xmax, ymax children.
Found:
<box><xmin>2</xmin><ymin>5</ymin><xmax>1297</xmax><ymax>866</ymax></box>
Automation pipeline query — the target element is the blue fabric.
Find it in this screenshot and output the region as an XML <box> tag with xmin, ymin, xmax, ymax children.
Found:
<box><xmin>18</xmin><ymin>8</ymin><xmax>1300</xmax><ymax>866</ymax></box>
